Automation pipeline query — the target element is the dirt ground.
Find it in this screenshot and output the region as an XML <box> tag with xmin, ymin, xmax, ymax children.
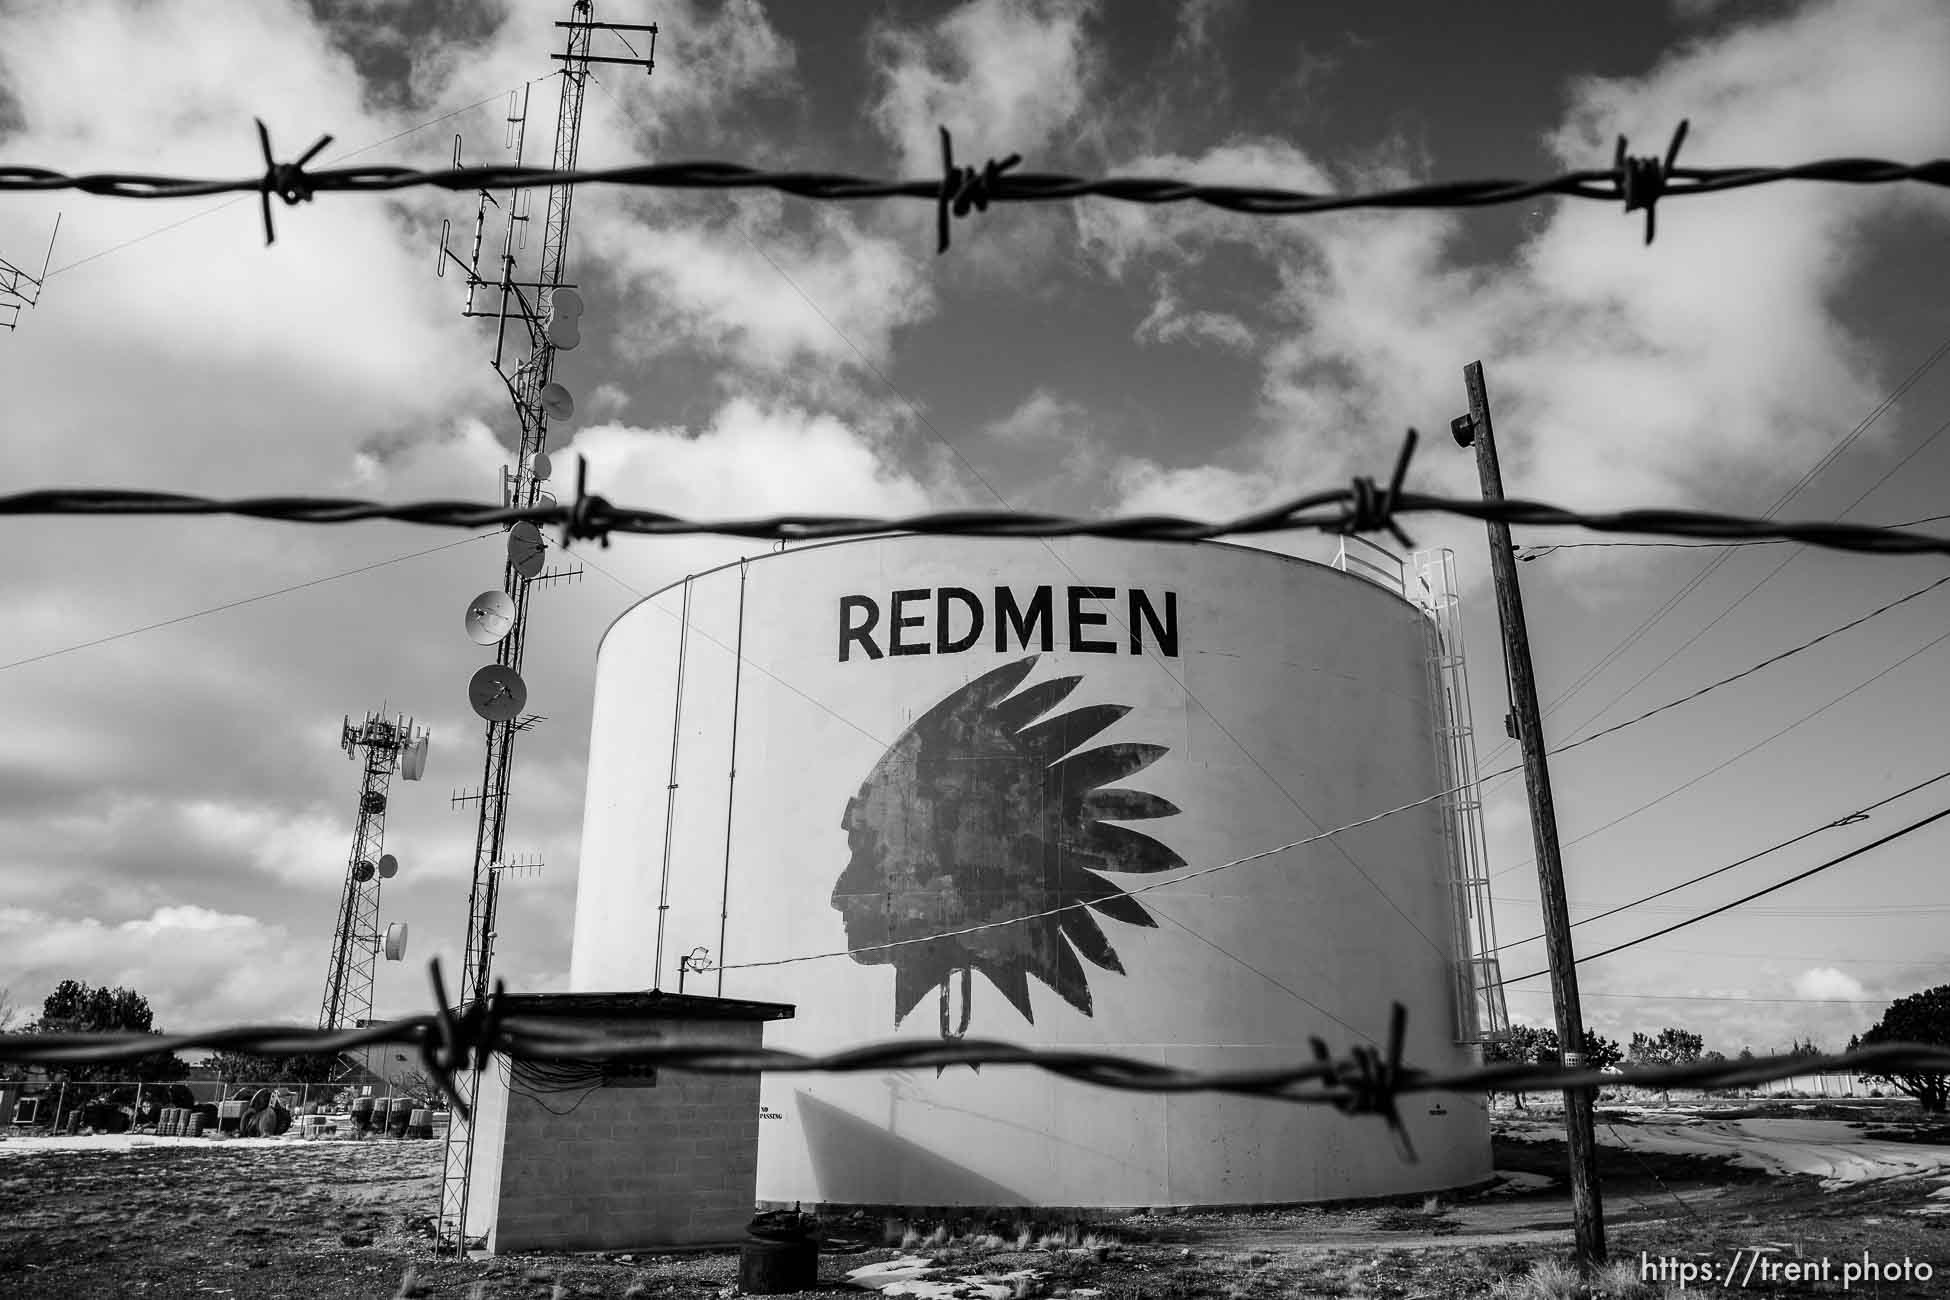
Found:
<box><xmin>1</xmin><ymin>1099</ymin><xmax>1946</xmax><ymax>1299</ymax></box>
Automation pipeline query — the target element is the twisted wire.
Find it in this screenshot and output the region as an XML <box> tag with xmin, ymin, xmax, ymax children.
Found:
<box><xmin>7</xmin><ymin>470</ymin><xmax>1950</xmax><ymax>559</ymax></box>
<box><xmin>4</xmin><ymin>965</ymin><xmax>1942</xmax><ymax>1156</ymax></box>
<box><xmin>3</xmin><ymin>119</ymin><xmax>1947</xmax><ymax>247</ymax></box>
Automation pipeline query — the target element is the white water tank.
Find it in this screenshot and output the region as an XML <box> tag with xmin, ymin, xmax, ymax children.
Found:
<box><xmin>572</xmin><ymin>535</ymin><xmax>1490</xmax><ymax>1207</ymax></box>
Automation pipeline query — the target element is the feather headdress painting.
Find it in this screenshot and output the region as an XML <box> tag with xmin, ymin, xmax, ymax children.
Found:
<box><xmin>831</xmin><ymin>655</ymin><xmax>1184</xmax><ymax>1031</ymax></box>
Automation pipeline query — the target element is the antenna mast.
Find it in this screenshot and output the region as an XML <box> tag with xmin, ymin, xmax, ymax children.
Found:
<box><xmin>318</xmin><ymin>711</ymin><xmax>426</xmax><ymax>1040</ymax></box>
<box><xmin>0</xmin><ymin>214</ymin><xmax>61</xmax><ymax>333</ymax></box>
<box><xmin>435</xmin><ymin>0</ymin><xmax>654</xmax><ymax>1255</ymax></box>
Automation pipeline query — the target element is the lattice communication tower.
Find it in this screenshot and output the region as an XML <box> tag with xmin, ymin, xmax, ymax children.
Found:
<box><xmin>434</xmin><ymin>0</ymin><xmax>654</xmax><ymax>1253</ymax></box>
<box><xmin>317</xmin><ymin>711</ymin><xmax>428</xmax><ymax>1037</ymax></box>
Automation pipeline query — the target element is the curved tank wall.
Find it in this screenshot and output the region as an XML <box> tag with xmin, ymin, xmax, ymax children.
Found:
<box><xmin>571</xmin><ymin>535</ymin><xmax>1491</xmax><ymax>1207</ymax></box>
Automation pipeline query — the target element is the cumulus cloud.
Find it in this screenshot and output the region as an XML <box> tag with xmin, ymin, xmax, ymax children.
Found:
<box><xmin>1794</xmin><ymin>966</ymin><xmax>1867</xmax><ymax>1002</ymax></box>
<box><xmin>0</xmin><ymin>906</ymin><xmax>319</xmax><ymax>1030</ymax></box>
<box><xmin>1082</xmin><ymin>0</ymin><xmax>1950</xmax><ymax>558</ymax></box>
<box><xmin>0</xmin><ymin>0</ymin><xmax>950</xmax><ymax>1029</ymax></box>
<box><xmin>986</xmin><ymin>389</ymin><xmax>1090</xmax><ymax>443</ymax></box>
<box><xmin>586</xmin><ymin>199</ymin><xmax>936</xmax><ymax>377</ymax></box>
<box><xmin>1173</xmin><ymin>0</ymin><xmax>1244</xmax><ymax>55</ymax></box>
<box><xmin>1134</xmin><ymin>278</ymin><xmax>1256</xmax><ymax>352</ymax></box>
<box><xmin>870</xmin><ymin>0</ymin><xmax>1102</xmax><ymax>176</ymax></box>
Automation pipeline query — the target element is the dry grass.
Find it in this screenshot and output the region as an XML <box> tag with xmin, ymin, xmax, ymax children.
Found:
<box><xmin>1490</xmin><ymin>1258</ymin><xmax>1688</xmax><ymax>1300</ymax></box>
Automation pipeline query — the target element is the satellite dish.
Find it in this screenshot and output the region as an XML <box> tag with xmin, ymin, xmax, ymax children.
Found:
<box><xmin>352</xmin><ymin>860</ymin><xmax>376</xmax><ymax>883</ymax></box>
<box><xmin>361</xmin><ymin>791</ymin><xmax>387</xmax><ymax>815</ymax></box>
<box><xmin>536</xmin><ymin>491</ymin><xmax>557</xmax><ymax>513</ymax></box>
<box><xmin>539</xmin><ymin>382</ymin><xmax>575</xmax><ymax>420</ymax></box>
<box><xmin>551</xmin><ymin>288</ymin><xmax>584</xmax><ymax>319</ymax></box>
<box><xmin>400</xmin><ymin>734</ymin><xmax>428</xmax><ymax>782</ymax></box>
<box><xmin>547</xmin><ymin>316</ymin><xmax>581</xmax><ymax>351</ymax></box>
<box><xmin>508</xmin><ymin>522</ymin><xmax>546</xmax><ymax>579</ymax></box>
<box><xmin>465</xmin><ymin>590</ymin><xmax>516</xmax><ymax>646</ymax></box>
<box><xmin>529</xmin><ymin>452</ymin><xmax>552</xmax><ymax>482</ymax></box>
<box><xmin>468</xmin><ymin>664</ymin><xmax>528</xmax><ymax>722</ymax></box>
<box><xmin>377</xmin><ymin>853</ymin><xmax>399</xmax><ymax>880</ymax></box>
<box><xmin>383</xmin><ymin>922</ymin><xmax>409</xmax><ymax>962</ymax></box>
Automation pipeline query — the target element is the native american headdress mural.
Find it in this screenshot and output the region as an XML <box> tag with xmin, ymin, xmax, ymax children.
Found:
<box><xmin>832</xmin><ymin>655</ymin><xmax>1185</xmax><ymax>1033</ymax></box>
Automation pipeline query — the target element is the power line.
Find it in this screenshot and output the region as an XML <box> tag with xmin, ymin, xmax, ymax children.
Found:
<box><xmin>1480</xmin><ymin>337</ymin><xmax>1950</xmax><ymax>774</ymax></box>
<box><xmin>1518</xmin><ymin>512</ymin><xmax>1950</xmax><ymax>558</ymax></box>
<box><xmin>1494</xmin><ymin>766</ymin><xmax>1950</xmax><ymax>951</ymax></box>
<box><xmin>1543</xmin><ymin>573</ymin><xmax>1950</xmax><ymax>759</ymax></box>
<box><xmin>1558</xmin><ymin>411</ymin><xmax>1950</xmax><ymax>749</ymax></box>
<box><xmin>1506</xmin><ymin>990</ymin><xmax>1890</xmax><ymax>1005</ymax></box>
<box><xmin>0</xmin><ymin>531</ymin><xmax>494</xmax><ymax>672</ymax></box>
<box><xmin>1498</xmin><ymin>802</ymin><xmax>1950</xmax><ymax>987</ymax></box>
<box><xmin>1632</xmin><ymin>945</ymin><xmax>1947</xmax><ymax>965</ymax></box>
<box><xmin>1490</xmin><ymin>621</ymin><xmax>1950</xmax><ymax>879</ymax></box>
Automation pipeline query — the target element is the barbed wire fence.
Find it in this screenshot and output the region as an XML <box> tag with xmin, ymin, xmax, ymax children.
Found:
<box><xmin>3</xmin><ymin>119</ymin><xmax>1948</xmax><ymax>249</ymax></box>
<box><xmin>7</xmin><ymin>116</ymin><xmax>1950</xmax><ymax>1182</ymax></box>
<box><xmin>9</xmin><ymin>432</ymin><xmax>1950</xmax><ymax>560</ymax></box>
<box><xmin>2</xmin><ymin>962</ymin><xmax>1944</xmax><ymax>1161</ymax></box>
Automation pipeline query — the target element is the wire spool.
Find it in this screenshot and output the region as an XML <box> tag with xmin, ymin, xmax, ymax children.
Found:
<box><xmin>361</xmin><ymin>791</ymin><xmax>387</xmax><ymax>815</ymax></box>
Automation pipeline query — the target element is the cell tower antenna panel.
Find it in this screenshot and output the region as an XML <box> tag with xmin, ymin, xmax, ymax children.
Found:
<box><xmin>437</xmin><ymin>0</ymin><xmax>655</xmax><ymax>1257</ymax></box>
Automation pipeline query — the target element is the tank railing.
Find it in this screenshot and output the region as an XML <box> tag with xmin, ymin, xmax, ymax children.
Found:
<box><xmin>1332</xmin><ymin>534</ymin><xmax>1406</xmax><ymax>596</ymax></box>
<box><xmin>1410</xmin><ymin>547</ymin><xmax>1510</xmax><ymax>1046</ymax></box>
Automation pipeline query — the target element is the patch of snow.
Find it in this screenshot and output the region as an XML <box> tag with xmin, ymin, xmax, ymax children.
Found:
<box><xmin>846</xmin><ymin>1257</ymin><xmax>938</xmax><ymax>1289</ymax></box>
<box><xmin>1485</xmin><ymin>1170</ymin><xmax>1555</xmax><ymax>1193</ymax></box>
<box><xmin>1592</xmin><ymin>1118</ymin><xmax>1950</xmax><ymax>1189</ymax></box>
<box><xmin>845</xmin><ymin>1259</ymin><xmax>1044</xmax><ymax>1299</ymax></box>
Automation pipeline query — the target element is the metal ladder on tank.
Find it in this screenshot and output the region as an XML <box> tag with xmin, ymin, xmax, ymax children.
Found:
<box><xmin>1409</xmin><ymin>548</ymin><xmax>1510</xmax><ymax>1050</ymax></box>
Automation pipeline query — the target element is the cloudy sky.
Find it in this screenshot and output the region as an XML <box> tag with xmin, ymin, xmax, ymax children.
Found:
<box><xmin>2</xmin><ymin>0</ymin><xmax>1948</xmax><ymax>1065</ymax></box>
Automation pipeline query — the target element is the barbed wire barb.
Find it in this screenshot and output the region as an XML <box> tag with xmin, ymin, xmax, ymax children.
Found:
<box><xmin>255</xmin><ymin>118</ymin><xmax>332</xmax><ymax>247</ymax></box>
<box><xmin>560</xmin><ymin>454</ymin><xmax>614</xmax><ymax>551</ymax></box>
<box><xmin>1617</xmin><ymin>119</ymin><xmax>1688</xmax><ymax>245</ymax></box>
<box><xmin>936</xmin><ymin>126</ymin><xmax>1021</xmax><ymax>255</ymax></box>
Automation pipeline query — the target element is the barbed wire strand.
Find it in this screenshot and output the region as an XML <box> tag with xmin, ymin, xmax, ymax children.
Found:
<box><xmin>6</xmin><ymin>118</ymin><xmax>1950</xmax><ymax>249</ymax></box>
<box><xmin>6</xmin><ymin>962</ymin><xmax>1947</xmax><ymax>1158</ymax></box>
<box><xmin>10</xmin><ymin>436</ymin><xmax>1950</xmax><ymax>559</ymax></box>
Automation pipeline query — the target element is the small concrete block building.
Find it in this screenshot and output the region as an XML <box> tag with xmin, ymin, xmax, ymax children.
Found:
<box><xmin>463</xmin><ymin>991</ymin><xmax>795</xmax><ymax>1254</ymax></box>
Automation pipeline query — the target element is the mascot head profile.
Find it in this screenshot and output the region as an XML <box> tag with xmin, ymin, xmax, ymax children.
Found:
<box><xmin>831</xmin><ymin>655</ymin><xmax>1183</xmax><ymax>1031</ymax></box>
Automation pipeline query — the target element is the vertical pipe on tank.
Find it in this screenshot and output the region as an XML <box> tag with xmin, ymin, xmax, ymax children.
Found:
<box><xmin>717</xmin><ymin>560</ymin><xmax>749</xmax><ymax>996</ymax></box>
<box><xmin>653</xmin><ymin>577</ymin><xmax>694</xmax><ymax>989</ymax></box>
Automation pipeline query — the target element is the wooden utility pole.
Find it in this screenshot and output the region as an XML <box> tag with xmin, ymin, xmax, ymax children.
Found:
<box><xmin>1455</xmin><ymin>360</ymin><xmax>1606</xmax><ymax>1268</ymax></box>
